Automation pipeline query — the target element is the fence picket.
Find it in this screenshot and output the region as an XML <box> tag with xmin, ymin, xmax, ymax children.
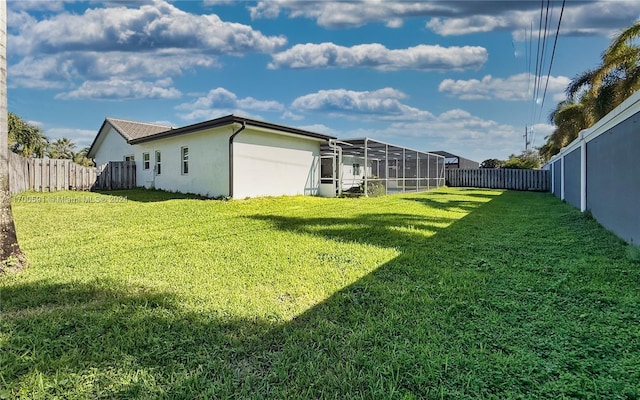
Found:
<box><xmin>446</xmin><ymin>169</ymin><xmax>549</xmax><ymax>191</ymax></box>
<box><xmin>8</xmin><ymin>153</ymin><xmax>136</xmax><ymax>194</ymax></box>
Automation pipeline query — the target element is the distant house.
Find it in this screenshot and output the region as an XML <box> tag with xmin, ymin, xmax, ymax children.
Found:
<box><xmin>88</xmin><ymin>115</ymin><xmax>335</xmax><ymax>198</ymax></box>
<box><xmin>429</xmin><ymin>151</ymin><xmax>479</xmax><ymax>169</ymax></box>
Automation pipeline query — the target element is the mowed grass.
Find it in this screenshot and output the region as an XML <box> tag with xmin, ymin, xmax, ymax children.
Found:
<box><xmin>1</xmin><ymin>187</ymin><xmax>639</xmax><ymax>399</ymax></box>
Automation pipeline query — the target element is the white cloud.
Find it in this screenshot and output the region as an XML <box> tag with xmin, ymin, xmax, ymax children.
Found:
<box><xmin>44</xmin><ymin>127</ymin><xmax>98</xmax><ymax>149</ymax></box>
<box><xmin>287</xmin><ymin>86</ymin><xmax>528</xmax><ymax>160</ymax></box>
<box><xmin>427</xmin><ymin>2</ymin><xmax>640</xmax><ymax>39</ymax></box>
<box><xmin>175</xmin><ymin>87</ymin><xmax>286</xmax><ymax>121</ymax></box>
<box><xmin>294</xmin><ymin>124</ymin><xmax>339</xmax><ymax>136</ymax></box>
<box><xmin>438</xmin><ymin>73</ymin><xmax>571</xmax><ymax>101</ymax></box>
<box><xmin>170</xmin><ymin>83</ymin><xmax>528</xmax><ymax>160</ymax></box>
<box><xmin>341</xmin><ymin>112</ymin><xmax>525</xmax><ymax>162</ymax></box>
<box><xmin>529</xmin><ymin>123</ymin><xmax>556</xmax><ymax>144</ymax></box>
<box><xmin>8</xmin><ymin>0</ymin><xmax>286</xmax><ymax>92</ymax></box>
<box><xmin>291</xmin><ymin>88</ymin><xmax>433</xmax><ymax>120</ymax></box>
<box><xmin>250</xmin><ymin>1</ymin><xmax>452</xmax><ymax>29</ymax></box>
<box><xmin>9</xmin><ymin>51</ymin><xmax>216</xmax><ymax>90</ymax></box>
<box><xmin>269</xmin><ymin>42</ymin><xmax>487</xmax><ymax>71</ymax></box>
<box><xmin>7</xmin><ymin>0</ymin><xmax>66</xmax><ymax>13</ymax></box>
<box><xmin>251</xmin><ymin>0</ymin><xmax>640</xmax><ymax>39</ymax></box>
<box><xmin>10</xmin><ymin>1</ymin><xmax>286</xmax><ymax>56</ymax></box>
<box><xmin>55</xmin><ymin>78</ymin><xmax>182</xmax><ymax>100</ymax></box>
<box><xmin>427</xmin><ymin>15</ymin><xmax>510</xmax><ymax>36</ymax></box>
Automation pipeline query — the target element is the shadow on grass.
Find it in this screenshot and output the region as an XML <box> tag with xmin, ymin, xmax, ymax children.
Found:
<box><xmin>1</xmin><ymin>279</ymin><xmax>275</xmax><ymax>398</ymax></box>
<box><xmin>3</xmin><ymin>190</ymin><xmax>639</xmax><ymax>398</ymax></box>
<box><xmin>93</xmin><ymin>188</ymin><xmax>212</xmax><ymax>202</ymax></box>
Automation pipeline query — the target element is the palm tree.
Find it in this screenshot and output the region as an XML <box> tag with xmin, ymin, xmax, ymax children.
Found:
<box><xmin>8</xmin><ymin>112</ymin><xmax>49</xmax><ymax>158</ymax></box>
<box><xmin>48</xmin><ymin>137</ymin><xmax>76</xmax><ymax>159</ymax></box>
<box><xmin>540</xmin><ymin>20</ymin><xmax>640</xmax><ymax>161</ymax></box>
<box><xmin>592</xmin><ymin>21</ymin><xmax>640</xmax><ymax>106</ymax></box>
<box><xmin>1</xmin><ymin>0</ymin><xmax>27</xmax><ymax>271</ymax></box>
<box><xmin>73</xmin><ymin>147</ymin><xmax>94</xmax><ymax>167</ymax></box>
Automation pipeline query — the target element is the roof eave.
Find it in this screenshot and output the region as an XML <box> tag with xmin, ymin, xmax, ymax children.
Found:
<box><xmin>87</xmin><ymin>119</ymin><xmax>113</xmax><ymax>159</ymax></box>
<box><xmin>129</xmin><ymin>115</ymin><xmax>336</xmax><ymax>144</ymax></box>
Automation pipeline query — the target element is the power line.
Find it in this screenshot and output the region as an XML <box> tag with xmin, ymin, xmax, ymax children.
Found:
<box><xmin>533</xmin><ymin>0</ymin><xmax>544</xmax><ymax>105</ymax></box>
<box><xmin>525</xmin><ymin>0</ymin><xmax>566</xmax><ymax>150</ymax></box>
<box><xmin>538</xmin><ymin>0</ymin><xmax>566</xmax><ymax>122</ymax></box>
<box><xmin>535</xmin><ymin>0</ymin><xmax>552</xmax><ymax>104</ymax></box>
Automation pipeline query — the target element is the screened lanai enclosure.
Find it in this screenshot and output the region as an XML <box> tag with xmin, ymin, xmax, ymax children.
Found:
<box><xmin>319</xmin><ymin>138</ymin><xmax>446</xmax><ymax>197</ymax></box>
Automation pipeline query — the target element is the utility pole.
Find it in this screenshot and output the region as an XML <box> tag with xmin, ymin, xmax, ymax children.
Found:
<box><xmin>524</xmin><ymin>126</ymin><xmax>530</xmax><ymax>152</ymax></box>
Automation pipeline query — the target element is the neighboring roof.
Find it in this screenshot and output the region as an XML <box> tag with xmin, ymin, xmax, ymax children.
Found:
<box><xmin>106</xmin><ymin>117</ymin><xmax>173</xmax><ymax>141</ymax></box>
<box><xmin>129</xmin><ymin>114</ymin><xmax>336</xmax><ymax>144</ymax></box>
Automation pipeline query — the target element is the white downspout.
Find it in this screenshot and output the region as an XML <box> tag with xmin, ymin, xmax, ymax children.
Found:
<box><xmin>327</xmin><ymin>139</ymin><xmax>342</xmax><ymax>196</ymax></box>
<box><xmin>364</xmin><ymin>138</ymin><xmax>368</xmax><ymax>197</ymax></box>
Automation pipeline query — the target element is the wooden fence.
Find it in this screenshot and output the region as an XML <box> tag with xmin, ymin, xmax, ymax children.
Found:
<box><xmin>446</xmin><ymin>168</ymin><xmax>550</xmax><ymax>191</ymax></box>
<box><xmin>8</xmin><ymin>152</ymin><xmax>135</xmax><ymax>194</ymax></box>
<box><xmin>94</xmin><ymin>161</ymin><xmax>136</xmax><ymax>190</ymax></box>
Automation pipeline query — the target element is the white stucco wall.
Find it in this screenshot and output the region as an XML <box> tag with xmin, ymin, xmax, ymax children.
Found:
<box><xmin>133</xmin><ymin>127</ymin><xmax>230</xmax><ymax>197</ymax></box>
<box><xmin>91</xmin><ymin>122</ymin><xmax>326</xmax><ymax>198</ymax></box>
<box><xmin>92</xmin><ymin>127</ymin><xmax>133</xmax><ymax>167</ymax></box>
<box><xmin>233</xmin><ymin>130</ymin><xmax>321</xmax><ymax>198</ymax></box>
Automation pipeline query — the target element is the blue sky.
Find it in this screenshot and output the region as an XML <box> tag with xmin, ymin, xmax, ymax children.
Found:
<box><xmin>6</xmin><ymin>1</ymin><xmax>640</xmax><ymax>162</ymax></box>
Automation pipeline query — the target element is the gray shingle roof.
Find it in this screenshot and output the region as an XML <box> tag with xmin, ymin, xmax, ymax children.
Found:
<box><xmin>106</xmin><ymin>117</ymin><xmax>172</xmax><ymax>141</ymax></box>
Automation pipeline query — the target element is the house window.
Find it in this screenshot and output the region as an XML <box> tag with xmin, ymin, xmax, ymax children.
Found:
<box><xmin>181</xmin><ymin>147</ymin><xmax>189</xmax><ymax>175</ymax></box>
<box><xmin>353</xmin><ymin>163</ymin><xmax>361</xmax><ymax>175</ymax></box>
<box><xmin>155</xmin><ymin>151</ymin><xmax>161</xmax><ymax>175</ymax></box>
<box><xmin>143</xmin><ymin>152</ymin><xmax>150</xmax><ymax>170</ymax></box>
<box><xmin>124</xmin><ymin>154</ymin><xmax>134</xmax><ymax>162</ymax></box>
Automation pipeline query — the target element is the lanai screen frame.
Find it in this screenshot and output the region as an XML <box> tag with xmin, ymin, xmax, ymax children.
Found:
<box><xmin>321</xmin><ymin>138</ymin><xmax>446</xmax><ymax>196</ymax></box>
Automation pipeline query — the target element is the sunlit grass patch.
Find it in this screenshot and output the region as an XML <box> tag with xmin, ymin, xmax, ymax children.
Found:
<box><xmin>2</xmin><ymin>187</ymin><xmax>639</xmax><ymax>399</ymax></box>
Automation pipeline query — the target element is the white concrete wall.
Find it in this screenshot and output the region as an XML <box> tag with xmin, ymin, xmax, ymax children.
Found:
<box><xmin>133</xmin><ymin>127</ymin><xmax>230</xmax><ymax>197</ymax></box>
<box><xmin>93</xmin><ymin>126</ymin><xmax>133</xmax><ymax>167</ymax></box>
<box><xmin>233</xmin><ymin>130</ymin><xmax>321</xmax><ymax>198</ymax></box>
<box><xmin>91</xmin><ymin>123</ymin><xmax>326</xmax><ymax>198</ymax></box>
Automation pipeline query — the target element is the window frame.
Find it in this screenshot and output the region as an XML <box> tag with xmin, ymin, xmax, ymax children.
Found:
<box><xmin>155</xmin><ymin>151</ymin><xmax>162</xmax><ymax>175</ymax></box>
<box><xmin>142</xmin><ymin>152</ymin><xmax>150</xmax><ymax>170</ymax></box>
<box><xmin>181</xmin><ymin>146</ymin><xmax>189</xmax><ymax>175</ymax></box>
<box><xmin>353</xmin><ymin>163</ymin><xmax>361</xmax><ymax>176</ymax></box>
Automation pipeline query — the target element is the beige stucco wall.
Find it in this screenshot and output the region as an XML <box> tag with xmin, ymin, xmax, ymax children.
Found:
<box><xmin>133</xmin><ymin>127</ymin><xmax>230</xmax><ymax>198</ymax></box>
<box><xmin>91</xmin><ymin>122</ymin><xmax>324</xmax><ymax>198</ymax></box>
<box><xmin>233</xmin><ymin>130</ymin><xmax>321</xmax><ymax>198</ymax></box>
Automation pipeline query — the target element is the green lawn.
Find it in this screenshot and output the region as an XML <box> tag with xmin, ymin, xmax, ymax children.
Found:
<box><xmin>1</xmin><ymin>188</ymin><xmax>639</xmax><ymax>399</ymax></box>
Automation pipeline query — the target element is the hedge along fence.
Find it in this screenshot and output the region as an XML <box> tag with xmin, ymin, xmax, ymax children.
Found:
<box><xmin>545</xmin><ymin>89</ymin><xmax>640</xmax><ymax>245</ymax></box>
<box><xmin>446</xmin><ymin>168</ymin><xmax>550</xmax><ymax>191</ymax></box>
<box><xmin>8</xmin><ymin>152</ymin><xmax>136</xmax><ymax>194</ymax></box>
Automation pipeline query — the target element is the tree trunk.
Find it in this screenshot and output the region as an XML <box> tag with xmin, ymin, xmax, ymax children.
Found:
<box><xmin>0</xmin><ymin>0</ymin><xmax>26</xmax><ymax>273</ymax></box>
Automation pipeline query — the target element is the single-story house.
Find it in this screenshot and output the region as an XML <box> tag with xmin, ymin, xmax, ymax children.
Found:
<box><xmin>429</xmin><ymin>151</ymin><xmax>479</xmax><ymax>169</ymax></box>
<box><xmin>87</xmin><ymin>115</ymin><xmax>336</xmax><ymax>198</ymax></box>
